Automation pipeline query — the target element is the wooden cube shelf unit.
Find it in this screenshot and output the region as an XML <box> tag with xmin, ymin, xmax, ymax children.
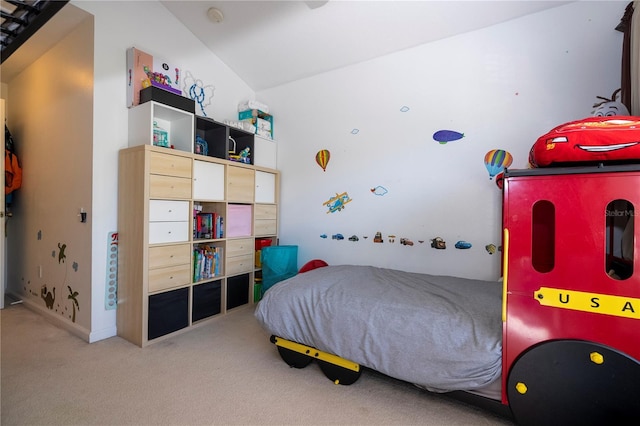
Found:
<box><xmin>117</xmin><ymin>143</ymin><xmax>279</xmax><ymax>347</ymax></box>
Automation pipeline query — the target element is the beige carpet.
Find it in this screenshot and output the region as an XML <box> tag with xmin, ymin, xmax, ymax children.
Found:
<box><xmin>1</xmin><ymin>303</ymin><xmax>514</xmax><ymax>425</ymax></box>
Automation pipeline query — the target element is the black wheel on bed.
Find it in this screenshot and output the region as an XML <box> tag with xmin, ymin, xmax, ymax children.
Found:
<box><xmin>507</xmin><ymin>340</ymin><xmax>640</xmax><ymax>426</ymax></box>
<box><xmin>317</xmin><ymin>359</ymin><xmax>362</xmax><ymax>385</ymax></box>
<box><xmin>276</xmin><ymin>345</ymin><xmax>313</xmax><ymax>369</ymax></box>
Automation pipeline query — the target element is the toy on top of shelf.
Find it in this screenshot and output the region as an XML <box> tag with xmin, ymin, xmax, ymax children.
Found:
<box><xmin>529</xmin><ymin>116</ymin><xmax>640</xmax><ymax>167</ymax></box>
<box><xmin>228</xmin><ymin>135</ymin><xmax>251</xmax><ymax>163</ymax></box>
<box><xmin>229</xmin><ymin>147</ymin><xmax>251</xmax><ymax>164</ymax></box>
<box><xmin>592</xmin><ymin>88</ymin><xmax>629</xmax><ymax>117</ymax></box>
<box><xmin>152</xmin><ymin>121</ymin><xmax>169</xmax><ymax>148</ymax></box>
<box><xmin>144</xmin><ymin>59</ymin><xmax>181</xmax><ymax>95</ymax></box>
<box><xmin>195</xmin><ymin>135</ymin><xmax>208</xmax><ymax>156</ymax></box>
<box><xmin>127</xmin><ymin>47</ymin><xmax>183</xmax><ymax>108</ymax></box>
<box><xmin>144</xmin><ymin>65</ymin><xmax>175</xmax><ymax>91</ymax></box>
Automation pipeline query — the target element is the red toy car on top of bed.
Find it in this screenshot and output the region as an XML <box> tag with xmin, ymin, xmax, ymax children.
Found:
<box><xmin>529</xmin><ymin>116</ymin><xmax>640</xmax><ymax>167</ymax></box>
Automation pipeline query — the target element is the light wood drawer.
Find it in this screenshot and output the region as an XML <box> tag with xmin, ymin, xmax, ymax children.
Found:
<box><xmin>227</xmin><ymin>166</ymin><xmax>254</xmax><ymax>203</ymax></box>
<box><xmin>149</xmin><ymin>174</ymin><xmax>192</xmax><ymax>199</ymax></box>
<box><xmin>149</xmin><ymin>151</ymin><xmax>192</xmax><ymax>178</ymax></box>
<box><xmin>254</xmin><ymin>204</ymin><xmax>277</xmax><ymax>220</ymax></box>
<box><xmin>149</xmin><ymin>221</ymin><xmax>190</xmax><ymax>244</ymax></box>
<box><xmin>226</xmin><ymin>254</ymin><xmax>254</xmax><ymax>276</ymax></box>
<box><xmin>226</xmin><ymin>238</ymin><xmax>254</xmax><ymax>257</ymax></box>
<box><xmin>148</xmin><ymin>264</ymin><xmax>191</xmax><ymax>293</ymax></box>
<box><xmin>148</xmin><ymin>244</ymin><xmax>191</xmax><ymax>269</ymax></box>
<box><xmin>254</xmin><ymin>220</ymin><xmax>277</xmax><ymax>236</ymax></box>
<box><xmin>149</xmin><ymin>200</ymin><xmax>190</xmax><ymax>222</ymax></box>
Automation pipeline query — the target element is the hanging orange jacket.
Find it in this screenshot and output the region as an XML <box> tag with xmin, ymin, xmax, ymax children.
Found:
<box><xmin>5</xmin><ymin>150</ymin><xmax>22</xmax><ymax>195</ymax></box>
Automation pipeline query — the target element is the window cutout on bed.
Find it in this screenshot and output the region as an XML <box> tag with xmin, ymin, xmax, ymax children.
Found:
<box><xmin>606</xmin><ymin>200</ymin><xmax>634</xmax><ymax>280</ymax></box>
<box><xmin>532</xmin><ymin>200</ymin><xmax>555</xmax><ymax>273</ymax></box>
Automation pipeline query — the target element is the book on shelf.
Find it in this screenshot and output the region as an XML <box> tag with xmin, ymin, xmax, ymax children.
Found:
<box><xmin>193</xmin><ymin>245</ymin><xmax>223</xmax><ymax>282</ymax></box>
<box><xmin>194</xmin><ymin>212</ymin><xmax>224</xmax><ymax>239</ymax></box>
<box><xmin>216</xmin><ymin>215</ymin><xmax>224</xmax><ymax>239</ymax></box>
<box><xmin>193</xmin><ymin>204</ymin><xmax>202</xmax><ymax>239</ymax></box>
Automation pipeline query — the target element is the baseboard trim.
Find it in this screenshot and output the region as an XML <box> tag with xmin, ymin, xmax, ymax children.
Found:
<box><xmin>89</xmin><ymin>325</ymin><xmax>117</xmax><ymax>343</ymax></box>
<box><xmin>15</xmin><ymin>294</ymin><xmax>91</xmax><ymax>342</ymax></box>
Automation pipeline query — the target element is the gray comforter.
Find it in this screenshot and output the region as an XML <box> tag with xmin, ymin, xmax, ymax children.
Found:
<box><xmin>255</xmin><ymin>264</ymin><xmax>502</xmax><ymax>392</ymax></box>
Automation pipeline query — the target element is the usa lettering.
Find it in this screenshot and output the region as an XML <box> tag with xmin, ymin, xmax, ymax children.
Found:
<box><xmin>557</xmin><ymin>294</ymin><xmax>637</xmax><ymax>313</ymax></box>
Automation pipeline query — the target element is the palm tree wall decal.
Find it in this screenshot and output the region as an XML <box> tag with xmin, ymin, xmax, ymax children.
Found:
<box><xmin>67</xmin><ymin>286</ymin><xmax>79</xmax><ymax>323</ymax></box>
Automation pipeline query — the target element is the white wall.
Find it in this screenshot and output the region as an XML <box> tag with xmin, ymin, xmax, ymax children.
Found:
<box><xmin>258</xmin><ymin>1</ymin><xmax>626</xmax><ymax>281</ymax></box>
<box><xmin>4</xmin><ymin>16</ymin><xmax>94</xmax><ymax>335</ymax></box>
<box><xmin>72</xmin><ymin>0</ymin><xmax>255</xmax><ymax>341</ymax></box>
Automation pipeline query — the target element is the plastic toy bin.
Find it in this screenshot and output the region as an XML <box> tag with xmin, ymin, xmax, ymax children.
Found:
<box><xmin>255</xmin><ymin>238</ymin><xmax>273</xmax><ymax>267</ymax></box>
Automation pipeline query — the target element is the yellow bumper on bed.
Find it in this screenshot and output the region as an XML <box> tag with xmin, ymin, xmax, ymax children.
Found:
<box><xmin>273</xmin><ymin>336</ymin><xmax>360</xmax><ymax>372</ymax></box>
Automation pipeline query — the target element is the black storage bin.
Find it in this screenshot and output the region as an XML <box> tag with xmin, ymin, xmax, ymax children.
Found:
<box><xmin>192</xmin><ymin>280</ymin><xmax>222</xmax><ymax>322</ymax></box>
<box><xmin>139</xmin><ymin>86</ymin><xmax>195</xmax><ymax>113</ymax></box>
<box><xmin>226</xmin><ymin>274</ymin><xmax>250</xmax><ymax>310</ymax></box>
<box><xmin>148</xmin><ymin>287</ymin><xmax>189</xmax><ymax>340</ymax></box>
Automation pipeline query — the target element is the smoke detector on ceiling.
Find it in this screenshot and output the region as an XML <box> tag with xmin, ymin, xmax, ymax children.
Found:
<box><xmin>304</xmin><ymin>1</ymin><xmax>329</xmax><ymax>9</ymax></box>
<box><xmin>207</xmin><ymin>7</ymin><xmax>224</xmax><ymax>23</ymax></box>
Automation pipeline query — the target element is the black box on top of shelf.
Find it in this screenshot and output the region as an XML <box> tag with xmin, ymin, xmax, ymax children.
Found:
<box><xmin>227</xmin><ymin>273</ymin><xmax>250</xmax><ymax>310</ymax></box>
<box><xmin>192</xmin><ymin>280</ymin><xmax>222</xmax><ymax>322</ymax></box>
<box><xmin>148</xmin><ymin>287</ymin><xmax>189</xmax><ymax>340</ymax></box>
<box><xmin>140</xmin><ymin>86</ymin><xmax>195</xmax><ymax>114</ymax></box>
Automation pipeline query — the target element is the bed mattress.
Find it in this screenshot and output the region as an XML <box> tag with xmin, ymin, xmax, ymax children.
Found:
<box><xmin>255</xmin><ymin>264</ymin><xmax>503</xmax><ymax>393</ymax></box>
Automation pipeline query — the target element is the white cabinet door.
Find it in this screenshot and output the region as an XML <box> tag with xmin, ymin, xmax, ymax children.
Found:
<box><xmin>193</xmin><ymin>160</ymin><xmax>224</xmax><ymax>200</ymax></box>
<box><xmin>255</xmin><ymin>171</ymin><xmax>276</xmax><ymax>203</ymax></box>
<box><xmin>254</xmin><ymin>135</ymin><xmax>277</xmax><ymax>169</ymax></box>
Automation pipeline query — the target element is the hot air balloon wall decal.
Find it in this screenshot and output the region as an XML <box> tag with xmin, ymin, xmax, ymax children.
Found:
<box><xmin>315</xmin><ymin>149</ymin><xmax>330</xmax><ymax>172</ymax></box>
<box><xmin>484</xmin><ymin>149</ymin><xmax>513</xmax><ymax>180</ymax></box>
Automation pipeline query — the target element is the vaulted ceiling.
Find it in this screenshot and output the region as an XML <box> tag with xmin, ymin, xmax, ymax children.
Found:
<box><xmin>161</xmin><ymin>1</ymin><xmax>573</xmax><ymax>91</ymax></box>
<box><xmin>1</xmin><ymin>1</ymin><xmax>574</xmax><ymax>90</ymax></box>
